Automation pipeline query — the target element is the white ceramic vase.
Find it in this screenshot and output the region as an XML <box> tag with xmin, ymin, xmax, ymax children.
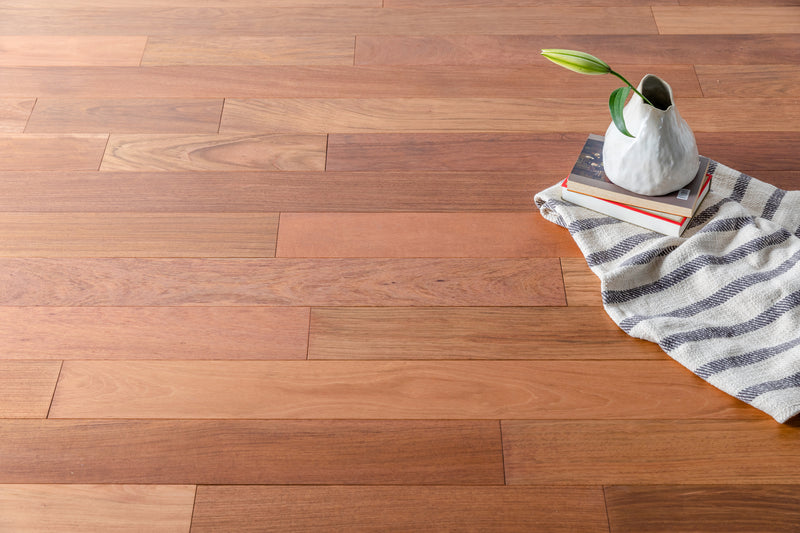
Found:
<box><xmin>602</xmin><ymin>74</ymin><xmax>699</xmax><ymax>196</ymax></box>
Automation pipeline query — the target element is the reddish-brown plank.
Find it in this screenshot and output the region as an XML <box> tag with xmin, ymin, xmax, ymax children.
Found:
<box><xmin>677</xmin><ymin>99</ymin><xmax>800</xmax><ymax>132</ymax></box>
<box><xmin>653</xmin><ymin>7</ymin><xmax>800</xmax><ymax>34</ymax></box>
<box><xmin>0</xmin><ymin>213</ymin><xmax>278</xmax><ymax>257</ymax></box>
<box><xmin>697</xmin><ymin>65</ymin><xmax>800</xmax><ymax>99</ymax></box>
<box><xmin>100</xmin><ymin>133</ymin><xmax>327</xmax><ymax>171</ymax></box>
<box><xmin>325</xmin><ymin>133</ymin><xmax>588</xmax><ymax>172</ymax></box>
<box><xmin>0</xmin><ymin>485</ymin><xmax>195</xmax><ymax>533</ymax></box>
<box><xmin>695</xmin><ymin>133</ymin><xmax>800</xmax><ymax>173</ymax></box>
<box><xmin>756</xmin><ymin>171</ymin><xmax>800</xmax><ymax>191</ymax></box>
<box><xmin>0</xmin><ymin>362</ymin><xmax>62</xmax><ymax>418</ymax></box>
<box><xmin>386</xmin><ymin>0</ymin><xmax>676</xmax><ymax>5</ymax></box>
<box><xmin>355</xmin><ymin>34</ymin><xmax>798</xmax><ymax>66</ymax></box>
<box><xmin>502</xmin><ymin>420</ymin><xmax>800</xmax><ymax>485</ymax></box>
<box><xmin>0</xmin><ymin>36</ymin><xmax>146</xmax><ymax>66</ymax></box>
<box><xmin>191</xmin><ymin>486</ymin><xmax>609</xmax><ymax>533</ymax></box>
<box><xmin>308</xmin><ymin>307</ymin><xmax>665</xmax><ymax>360</ymax></box>
<box><xmin>276</xmin><ymin>212</ymin><xmax>581</xmax><ymax>258</ymax></box>
<box><xmin>0</xmin><ymin>307</ymin><xmax>309</xmax><ymax>360</ymax></box>
<box><xmin>0</xmin><ymin>98</ymin><xmax>37</xmax><ymax>133</ymax></box>
<box><xmin>0</xmin><ymin>171</ymin><xmax>557</xmax><ymax>212</ymax></box>
<box><xmin>48</xmin><ymin>360</ymin><xmax>749</xmax><ymax>419</ymax></box>
<box><xmin>604</xmin><ymin>485</ymin><xmax>800</xmax><ymax>533</ymax></box>
<box><xmin>0</xmin><ymin>258</ymin><xmax>565</xmax><ymax>306</ymax></box>
<box><xmin>561</xmin><ymin>258</ymin><xmax>601</xmax><ymax>307</ymax></box>
<box><xmin>26</xmin><ymin>98</ymin><xmax>224</xmax><ymax>133</ymax></box>
<box><xmin>0</xmin><ymin>134</ymin><xmax>107</xmax><ymax>171</ymax></box>
<box><xmin>0</xmin><ymin>420</ymin><xmax>504</xmax><ymax>484</ymax></box>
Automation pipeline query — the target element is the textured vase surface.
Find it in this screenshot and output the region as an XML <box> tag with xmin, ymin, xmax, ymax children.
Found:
<box><xmin>602</xmin><ymin>74</ymin><xmax>699</xmax><ymax>196</ymax></box>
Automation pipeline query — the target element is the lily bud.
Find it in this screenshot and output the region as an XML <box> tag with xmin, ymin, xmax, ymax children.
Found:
<box><xmin>540</xmin><ymin>49</ymin><xmax>611</xmax><ymax>75</ymax></box>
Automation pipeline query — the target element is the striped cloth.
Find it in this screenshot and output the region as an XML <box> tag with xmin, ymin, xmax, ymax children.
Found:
<box><xmin>535</xmin><ymin>160</ymin><xmax>800</xmax><ymax>423</ymax></box>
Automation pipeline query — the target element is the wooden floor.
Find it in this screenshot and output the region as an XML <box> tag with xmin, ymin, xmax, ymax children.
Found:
<box><xmin>1</xmin><ymin>0</ymin><xmax>799</xmax><ymax>531</ymax></box>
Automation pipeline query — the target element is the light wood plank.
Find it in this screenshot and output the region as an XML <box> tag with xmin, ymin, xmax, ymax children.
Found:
<box><xmin>325</xmin><ymin>133</ymin><xmax>588</xmax><ymax>172</ymax></box>
<box><xmin>0</xmin><ymin>258</ymin><xmax>564</xmax><ymax>306</ymax></box>
<box><xmin>561</xmin><ymin>258</ymin><xmax>601</xmax><ymax>307</ymax></box>
<box><xmin>356</xmin><ymin>34</ymin><xmax>799</xmax><ymax>66</ymax></box>
<box><xmin>0</xmin><ymin>213</ymin><xmax>278</xmax><ymax>257</ymax></box>
<box><xmin>142</xmin><ymin>36</ymin><xmax>356</xmax><ymax>65</ymax></box>
<box><xmin>653</xmin><ymin>7</ymin><xmax>800</xmax><ymax>34</ymax></box>
<box><xmin>100</xmin><ymin>133</ymin><xmax>327</xmax><ymax>171</ymax></box>
<box><xmin>0</xmin><ymin>0</ymin><xmax>381</xmax><ymax>6</ymax></box>
<box><xmin>0</xmin><ymin>171</ymin><xmax>559</xmax><ymax>212</ymax></box>
<box><xmin>0</xmin><ymin>307</ymin><xmax>309</xmax><ymax>360</ymax></box>
<box><xmin>0</xmin><ymin>98</ymin><xmax>36</xmax><ymax>132</ymax></box>
<box><xmin>697</xmin><ymin>65</ymin><xmax>800</xmax><ymax>99</ymax></box>
<box><xmin>47</xmin><ymin>360</ymin><xmax>749</xmax><ymax>419</ymax></box>
<box><xmin>0</xmin><ymin>36</ymin><xmax>146</xmax><ymax>66</ymax></box>
<box><xmin>502</xmin><ymin>420</ymin><xmax>800</xmax><ymax>485</ymax></box>
<box><xmin>387</xmin><ymin>0</ymin><xmax>676</xmax><ymax>5</ymax></box>
<box><xmin>0</xmin><ymin>420</ymin><xmax>503</xmax><ymax>484</ymax></box>
<box><xmin>0</xmin><ymin>485</ymin><xmax>195</xmax><ymax>533</ymax></box>
<box><xmin>191</xmin><ymin>486</ymin><xmax>609</xmax><ymax>533</ymax></box>
<box><xmin>0</xmin><ymin>362</ymin><xmax>62</xmax><ymax>418</ymax></box>
<box><xmin>308</xmin><ymin>307</ymin><xmax>665</xmax><ymax>360</ymax></box>
<box><xmin>605</xmin><ymin>485</ymin><xmax>800</xmax><ymax>533</ymax></box>
<box><xmin>26</xmin><ymin>98</ymin><xmax>224</xmax><ymax>133</ymax></box>
<box><xmin>0</xmin><ymin>134</ymin><xmax>107</xmax><ymax>171</ymax></box>
<box><xmin>276</xmin><ymin>212</ymin><xmax>581</xmax><ymax>258</ymax></box>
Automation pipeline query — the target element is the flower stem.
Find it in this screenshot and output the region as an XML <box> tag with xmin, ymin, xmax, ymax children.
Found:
<box><xmin>609</xmin><ymin>70</ymin><xmax>655</xmax><ymax>107</ymax></box>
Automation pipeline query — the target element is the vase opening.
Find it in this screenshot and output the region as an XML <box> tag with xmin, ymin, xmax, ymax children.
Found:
<box><xmin>641</xmin><ymin>75</ymin><xmax>672</xmax><ymax>111</ymax></box>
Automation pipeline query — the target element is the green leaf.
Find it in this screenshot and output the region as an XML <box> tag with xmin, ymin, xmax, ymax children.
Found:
<box><xmin>609</xmin><ymin>86</ymin><xmax>635</xmax><ymax>138</ymax></box>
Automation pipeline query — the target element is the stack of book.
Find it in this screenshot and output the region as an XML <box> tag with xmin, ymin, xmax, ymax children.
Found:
<box><xmin>561</xmin><ymin>134</ymin><xmax>712</xmax><ymax>236</ymax></box>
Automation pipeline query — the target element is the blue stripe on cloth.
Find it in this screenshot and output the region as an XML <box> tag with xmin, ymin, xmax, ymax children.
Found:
<box><xmin>696</xmin><ymin>334</ymin><xmax>800</xmax><ymax>379</ymax></box>
<box><xmin>620</xmin><ymin>245</ymin><xmax>678</xmax><ymax>267</ymax></box>
<box><xmin>567</xmin><ymin>216</ymin><xmax>621</xmax><ymax>234</ymax></box>
<box><xmin>737</xmin><ymin>371</ymin><xmax>800</xmax><ymax>403</ymax></box>
<box><xmin>762</xmin><ymin>188</ymin><xmax>786</xmax><ymax>221</ymax></box>
<box><xmin>585</xmin><ymin>233</ymin><xmax>661</xmax><ymax>267</ymax></box>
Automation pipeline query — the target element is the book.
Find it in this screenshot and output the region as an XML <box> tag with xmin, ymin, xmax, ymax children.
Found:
<box><xmin>566</xmin><ymin>133</ymin><xmax>711</xmax><ymax>217</ymax></box>
<box><xmin>561</xmin><ymin>176</ymin><xmax>712</xmax><ymax>236</ymax></box>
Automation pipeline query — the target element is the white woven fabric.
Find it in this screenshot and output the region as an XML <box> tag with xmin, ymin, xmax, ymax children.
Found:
<box><xmin>535</xmin><ymin>161</ymin><xmax>800</xmax><ymax>423</ymax></box>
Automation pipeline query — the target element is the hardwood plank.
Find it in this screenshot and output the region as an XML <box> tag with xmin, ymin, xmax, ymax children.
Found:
<box><xmin>0</xmin><ymin>213</ymin><xmax>278</xmax><ymax>257</ymax></box>
<box><xmin>0</xmin><ymin>361</ymin><xmax>62</xmax><ymax>418</ymax></box>
<box><xmin>0</xmin><ymin>36</ymin><xmax>146</xmax><ymax>66</ymax></box>
<box><xmin>0</xmin><ymin>7</ymin><xmax>659</xmax><ymax>36</ymax></box>
<box><xmin>26</xmin><ymin>98</ymin><xmax>224</xmax><ymax>133</ymax></box>
<box><xmin>325</xmin><ymin>133</ymin><xmax>588</xmax><ymax>172</ymax></box>
<box><xmin>604</xmin><ymin>485</ymin><xmax>800</xmax><ymax>533</ymax></box>
<box><xmin>697</xmin><ymin>65</ymin><xmax>800</xmax><ymax>99</ymax></box>
<box><xmin>0</xmin><ymin>420</ymin><xmax>503</xmax><ymax>484</ymax></box>
<box><xmin>678</xmin><ymin>99</ymin><xmax>800</xmax><ymax>132</ymax></box>
<box><xmin>276</xmin><ymin>212</ymin><xmax>581</xmax><ymax>258</ymax></box>
<box><xmin>0</xmin><ymin>485</ymin><xmax>195</xmax><ymax>533</ymax></box>
<box><xmin>561</xmin><ymin>258</ymin><xmax>601</xmax><ymax>307</ymax></box>
<box><xmin>0</xmin><ymin>307</ymin><xmax>309</xmax><ymax>360</ymax></box>
<box><xmin>756</xmin><ymin>171</ymin><xmax>800</xmax><ymax>191</ymax></box>
<box><xmin>695</xmin><ymin>132</ymin><xmax>800</xmax><ymax>173</ymax></box>
<box><xmin>308</xmin><ymin>307</ymin><xmax>665</xmax><ymax>360</ymax></box>
<box><xmin>0</xmin><ymin>171</ymin><xmax>557</xmax><ymax>212</ymax></box>
<box><xmin>0</xmin><ymin>258</ymin><xmax>564</xmax><ymax>306</ymax></box>
<box><xmin>653</xmin><ymin>7</ymin><xmax>800</xmax><ymax>34</ymax></box>
<box><xmin>47</xmin><ymin>360</ymin><xmax>748</xmax><ymax>419</ymax></box>
<box><xmin>1</xmin><ymin>0</ymin><xmax>381</xmax><ymax>6</ymax></box>
<box><xmin>502</xmin><ymin>420</ymin><xmax>800</xmax><ymax>485</ymax></box>
<box><xmin>142</xmin><ymin>36</ymin><xmax>356</xmax><ymax>65</ymax></box>
<box><xmin>0</xmin><ymin>98</ymin><xmax>36</xmax><ymax>133</ymax></box>
<box><xmin>387</xmin><ymin>0</ymin><xmax>676</xmax><ymax>5</ymax></box>
<box><xmin>191</xmin><ymin>486</ymin><xmax>608</xmax><ymax>533</ymax></box>
<box><xmin>356</xmin><ymin>34</ymin><xmax>799</xmax><ymax>66</ymax></box>
<box><xmin>0</xmin><ymin>134</ymin><xmax>107</xmax><ymax>171</ymax></box>
<box><xmin>100</xmin><ymin>133</ymin><xmax>326</xmax><ymax>171</ymax></box>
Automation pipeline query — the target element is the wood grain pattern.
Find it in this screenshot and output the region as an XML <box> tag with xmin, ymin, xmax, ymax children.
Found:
<box><xmin>560</xmin><ymin>258</ymin><xmax>601</xmax><ymax>307</ymax></box>
<box><xmin>0</xmin><ymin>307</ymin><xmax>309</xmax><ymax>359</ymax></box>
<box><xmin>0</xmin><ymin>171</ymin><xmax>556</xmax><ymax>212</ymax></box>
<box><xmin>100</xmin><ymin>133</ymin><xmax>327</xmax><ymax>171</ymax></box>
<box><xmin>502</xmin><ymin>420</ymin><xmax>800</xmax><ymax>485</ymax></box>
<box><xmin>0</xmin><ymin>362</ymin><xmax>62</xmax><ymax>418</ymax></box>
<box><xmin>26</xmin><ymin>98</ymin><xmax>224</xmax><ymax>133</ymax></box>
<box><xmin>0</xmin><ymin>258</ymin><xmax>564</xmax><ymax>306</ymax></box>
<box><xmin>142</xmin><ymin>36</ymin><xmax>356</xmax><ymax>65</ymax></box>
<box><xmin>604</xmin><ymin>485</ymin><xmax>800</xmax><ymax>533</ymax></box>
<box><xmin>386</xmin><ymin>0</ymin><xmax>676</xmax><ymax>5</ymax></box>
<box><xmin>276</xmin><ymin>212</ymin><xmax>581</xmax><ymax>258</ymax></box>
<box><xmin>0</xmin><ymin>213</ymin><xmax>278</xmax><ymax>257</ymax></box>
<box><xmin>47</xmin><ymin>360</ymin><xmax>748</xmax><ymax>419</ymax></box>
<box><xmin>308</xmin><ymin>307</ymin><xmax>665</xmax><ymax>360</ymax></box>
<box><xmin>191</xmin><ymin>485</ymin><xmax>609</xmax><ymax>533</ymax></box>
<box><xmin>356</xmin><ymin>34</ymin><xmax>800</xmax><ymax>66</ymax></box>
<box><xmin>0</xmin><ymin>485</ymin><xmax>195</xmax><ymax>533</ymax></box>
<box><xmin>653</xmin><ymin>6</ymin><xmax>800</xmax><ymax>34</ymax></box>
<box><xmin>697</xmin><ymin>65</ymin><xmax>800</xmax><ymax>99</ymax></box>
<box><xmin>0</xmin><ymin>36</ymin><xmax>146</xmax><ymax>66</ymax></box>
<box><xmin>0</xmin><ymin>98</ymin><xmax>37</xmax><ymax>132</ymax></box>
<box><xmin>680</xmin><ymin>99</ymin><xmax>800</xmax><ymax>132</ymax></box>
<box><xmin>0</xmin><ymin>420</ymin><xmax>503</xmax><ymax>484</ymax></box>
<box><xmin>695</xmin><ymin>133</ymin><xmax>800</xmax><ymax>173</ymax></box>
<box><xmin>325</xmin><ymin>133</ymin><xmax>588</xmax><ymax>172</ymax></box>
<box><xmin>0</xmin><ymin>134</ymin><xmax>107</xmax><ymax>170</ymax></box>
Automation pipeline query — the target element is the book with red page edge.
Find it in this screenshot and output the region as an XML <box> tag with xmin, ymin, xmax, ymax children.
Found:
<box><xmin>566</xmin><ymin>134</ymin><xmax>711</xmax><ymax>218</ymax></box>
